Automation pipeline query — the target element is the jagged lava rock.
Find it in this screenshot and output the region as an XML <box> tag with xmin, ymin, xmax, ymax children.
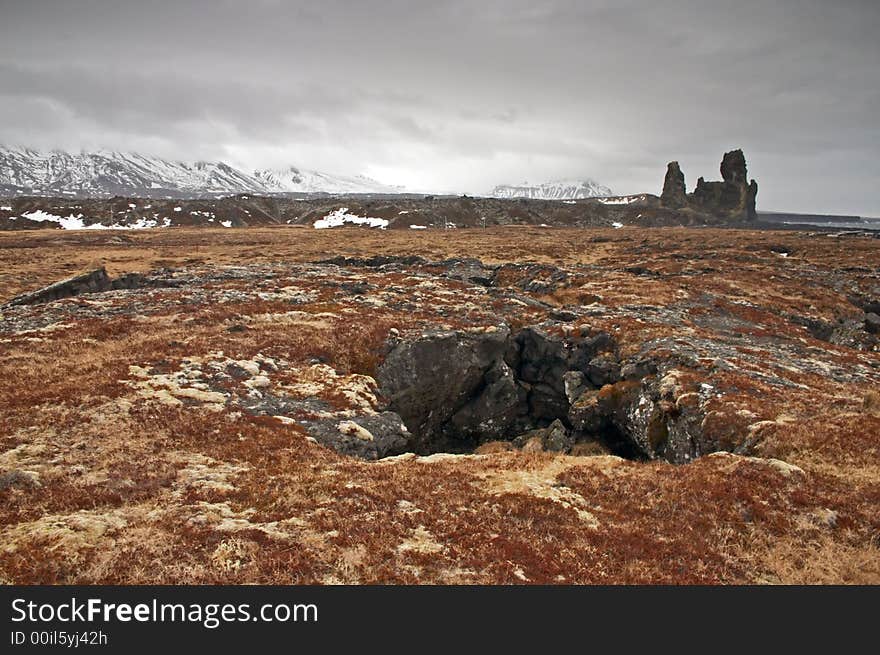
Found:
<box><xmin>660</xmin><ymin>161</ymin><xmax>687</xmax><ymax>209</ymax></box>
<box><xmin>691</xmin><ymin>149</ymin><xmax>758</xmax><ymax>221</ymax></box>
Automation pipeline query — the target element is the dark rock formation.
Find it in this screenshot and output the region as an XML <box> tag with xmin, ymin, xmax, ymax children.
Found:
<box><xmin>375</xmin><ymin>320</ymin><xmax>740</xmax><ymax>462</ymax></box>
<box><xmin>568</xmin><ymin>372</ymin><xmax>715</xmax><ymax>464</ymax></box>
<box><xmin>691</xmin><ymin>149</ymin><xmax>758</xmax><ymax>221</ymax></box>
<box><xmin>3</xmin><ymin>268</ymin><xmax>183</xmax><ymax>307</ymax></box>
<box><xmin>376</xmin><ymin>319</ymin><xmax>749</xmax><ymax>463</ymax></box>
<box><xmin>660</xmin><ymin>161</ymin><xmax>687</xmax><ymax>209</ymax></box>
<box><xmin>660</xmin><ymin>149</ymin><xmax>758</xmax><ymax>222</ymax></box>
<box><xmin>376</xmin><ymin>324</ymin><xmax>620</xmax><ymax>453</ymax></box>
<box><xmin>304</xmin><ymin>412</ymin><xmax>411</xmax><ymax>460</ymax></box>
<box><xmin>720</xmin><ymin>148</ymin><xmax>747</xmax><ymax>185</ymax></box>
<box><xmin>5</xmin><ymin>268</ymin><xmax>112</xmax><ymax>306</ymax></box>
<box><xmin>512</xmin><ymin>419</ymin><xmax>574</xmax><ymax>453</ymax></box>
<box><xmin>376</xmin><ymin>327</ymin><xmax>525</xmax><ymax>452</ymax></box>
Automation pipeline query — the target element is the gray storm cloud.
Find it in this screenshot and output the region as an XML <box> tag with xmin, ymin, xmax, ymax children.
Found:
<box><xmin>0</xmin><ymin>0</ymin><xmax>877</xmax><ymax>214</ymax></box>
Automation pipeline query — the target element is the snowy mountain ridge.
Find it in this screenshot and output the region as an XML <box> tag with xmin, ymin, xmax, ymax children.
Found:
<box><xmin>0</xmin><ymin>146</ymin><xmax>401</xmax><ymax>197</ymax></box>
<box><xmin>253</xmin><ymin>166</ymin><xmax>403</xmax><ymax>195</ymax></box>
<box><xmin>490</xmin><ymin>178</ymin><xmax>612</xmax><ymax>200</ymax></box>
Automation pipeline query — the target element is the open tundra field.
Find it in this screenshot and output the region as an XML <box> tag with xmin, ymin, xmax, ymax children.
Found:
<box><xmin>1</xmin><ymin>225</ymin><xmax>879</xmax><ymax>584</ymax></box>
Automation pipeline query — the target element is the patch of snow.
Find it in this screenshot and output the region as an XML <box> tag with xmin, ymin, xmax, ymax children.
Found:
<box><xmin>220</xmin><ymin>220</ymin><xmax>233</xmax><ymax>228</ymax></box>
<box><xmin>409</xmin><ymin>224</ymin><xmax>427</xmax><ymax>230</ymax></box>
<box><xmin>612</xmin><ymin>222</ymin><xmax>624</xmax><ymax>229</ymax></box>
<box><xmin>314</xmin><ymin>207</ymin><xmax>388</xmax><ymax>230</ymax></box>
<box><xmin>22</xmin><ymin>210</ymin><xmax>86</xmax><ymax>229</ymax></box>
<box><xmin>398</xmin><ymin>210</ymin><xmax>411</xmax><ymax>215</ymax></box>
<box><xmin>21</xmin><ymin>208</ymin><xmax>176</xmax><ymax>230</ymax></box>
<box><xmin>126</xmin><ymin>217</ymin><xmax>160</xmax><ymax>229</ymax></box>
<box><xmin>598</xmin><ymin>196</ymin><xmax>639</xmax><ymax>205</ymax></box>
<box><xmin>563</xmin><ymin>200</ymin><xmax>576</xmax><ymax>205</ymax></box>
<box><xmin>1</xmin><ymin>205</ymin><xmax>13</xmax><ymax>211</ymax></box>
<box><xmin>128</xmin><ymin>203</ymin><xmax>137</xmax><ymax>209</ymax></box>
<box><xmin>173</xmin><ymin>206</ymin><xmax>182</xmax><ymax>212</ymax></box>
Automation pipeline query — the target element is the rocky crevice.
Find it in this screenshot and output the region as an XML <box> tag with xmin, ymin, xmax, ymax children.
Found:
<box><xmin>3</xmin><ymin>267</ymin><xmax>178</xmax><ymax>307</ymax></box>
<box><xmin>375</xmin><ymin>324</ymin><xmax>733</xmax><ymax>464</ymax></box>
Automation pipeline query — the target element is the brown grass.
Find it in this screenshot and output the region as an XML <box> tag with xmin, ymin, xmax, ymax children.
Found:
<box><xmin>1</xmin><ymin>226</ymin><xmax>878</xmax><ymax>584</ymax></box>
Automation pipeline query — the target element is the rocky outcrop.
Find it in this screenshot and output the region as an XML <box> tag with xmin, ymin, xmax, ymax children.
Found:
<box><xmin>568</xmin><ymin>371</ymin><xmax>715</xmax><ymax>463</ymax></box>
<box><xmin>376</xmin><ymin>327</ymin><xmax>525</xmax><ymax>453</ymax></box>
<box><xmin>660</xmin><ymin>161</ymin><xmax>687</xmax><ymax>209</ymax></box>
<box><xmin>660</xmin><ymin>149</ymin><xmax>758</xmax><ymax>222</ymax></box>
<box><xmin>304</xmin><ymin>413</ymin><xmax>411</xmax><ymax>460</ymax></box>
<box><xmin>4</xmin><ymin>268</ymin><xmax>112</xmax><ymax>306</ymax></box>
<box><xmin>3</xmin><ymin>268</ymin><xmax>178</xmax><ymax>307</ymax></box>
<box><xmin>691</xmin><ymin>149</ymin><xmax>758</xmax><ymax>221</ymax></box>
<box><xmin>511</xmin><ymin>419</ymin><xmax>574</xmax><ymax>453</ymax></box>
<box><xmin>375</xmin><ymin>320</ymin><xmax>737</xmax><ymax>462</ymax></box>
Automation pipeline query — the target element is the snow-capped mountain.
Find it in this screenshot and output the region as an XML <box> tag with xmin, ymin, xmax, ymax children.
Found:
<box><xmin>254</xmin><ymin>166</ymin><xmax>403</xmax><ymax>195</ymax></box>
<box><xmin>490</xmin><ymin>179</ymin><xmax>612</xmax><ymax>200</ymax></box>
<box><xmin>0</xmin><ymin>146</ymin><xmax>402</xmax><ymax>198</ymax></box>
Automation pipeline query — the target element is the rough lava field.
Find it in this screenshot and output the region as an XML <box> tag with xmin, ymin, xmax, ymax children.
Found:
<box><xmin>1</xmin><ymin>226</ymin><xmax>879</xmax><ymax>584</ymax></box>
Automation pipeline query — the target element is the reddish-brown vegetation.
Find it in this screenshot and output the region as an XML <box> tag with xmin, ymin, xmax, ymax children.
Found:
<box><xmin>0</xmin><ymin>226</ymin><xmax>878</xmax><ymax>584</ymax></box>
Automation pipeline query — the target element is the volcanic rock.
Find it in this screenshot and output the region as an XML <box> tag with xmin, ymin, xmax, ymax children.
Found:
<box><xmin>691</xmin><ymin>149</ymin><xmax>758</xmax><ymax>221</ymax></box>
<box><xmin>5</xmin><ymin>267</ymin><xmax>111</xmax><ymax>306</ymax></box>
<box><xmin>376</xmin><ymin>327</ymin><xmax>518</xmax><ymax>452</ymax></box>
<box><xmin>660</xmin><ymin>161</ymin><xmax>687</xmax><ymax>209</ymax></box>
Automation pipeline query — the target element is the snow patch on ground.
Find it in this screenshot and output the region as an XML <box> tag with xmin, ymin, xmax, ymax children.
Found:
<box><xmin>612</xmin><ymin>222</ymin><xmax>624</xmax><ymax>229</ymax></box>
<box><xmin>20</xmin><ymin>210</ymin><xmax>171</xmax><ymax>230</ymax></box>
<box><xmin>409</xmin><ymin>224</ymin><xmax>427</xmax><ymax>230</ymax></box>
<box><xmin>314</xmin><ymin>207</ymin><xmax>388</xmax><ymax>230</ymax></box>
<box><xmin>123</xmin><ymin>217</ymin><xmax>171</xmax><ymax>229</ymax></box>
<box><xmin>22</xmin><ymin>210</ymin><xmax>86</xmax><ymax>229</ymax></box>
<box><xmin>2</xmin><ymin>205</ymin><xmax>14</xmax><ymax>211</ymax></box>
<box><xmin>598</xmin><ymin>196</ymin><xmax>639</xmax><ymax>205</ymax></box>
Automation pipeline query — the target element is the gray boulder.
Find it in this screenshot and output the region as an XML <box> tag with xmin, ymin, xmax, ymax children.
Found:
<box><xmin>446</xmin><ymin>359</ymin><xmax>528</xmax><ymax>443</ymax></box>
<box><xmin>305</xmin><ymin>412</ymin><xmax>411</xmax><ymax>460</ymax></box>
<box><xmin>376</xmin><ymin>327</ymin><xmax>513</xmax><ymax>451</ymax></box>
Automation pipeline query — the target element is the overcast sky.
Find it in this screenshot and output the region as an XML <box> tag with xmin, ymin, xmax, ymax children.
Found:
<box><xmin>1</xmin><ymin>0</ymin><xmax>877</xmax><ymax>214</ymax></box>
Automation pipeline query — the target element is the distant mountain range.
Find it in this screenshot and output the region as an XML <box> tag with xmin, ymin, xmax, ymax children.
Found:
<box><xmin>0</xmin><ymin>147</ymin><xmax>403</xmax><ymax>198</ymax></box>
<box><xmin>0</xmin><ymin>146</ymin><xmax>614</xmax><ymax>201</ymax></box>
<box><xmin>490</xmin><ymin>179</ymin><xmax>612</xmax><ymax>200</ymax></box>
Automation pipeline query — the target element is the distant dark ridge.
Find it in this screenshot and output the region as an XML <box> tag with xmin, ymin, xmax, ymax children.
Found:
<box><xmin>759</xmin><ymin>211</ymin><xmax>864</xmax><ymax>224</ymax></box>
